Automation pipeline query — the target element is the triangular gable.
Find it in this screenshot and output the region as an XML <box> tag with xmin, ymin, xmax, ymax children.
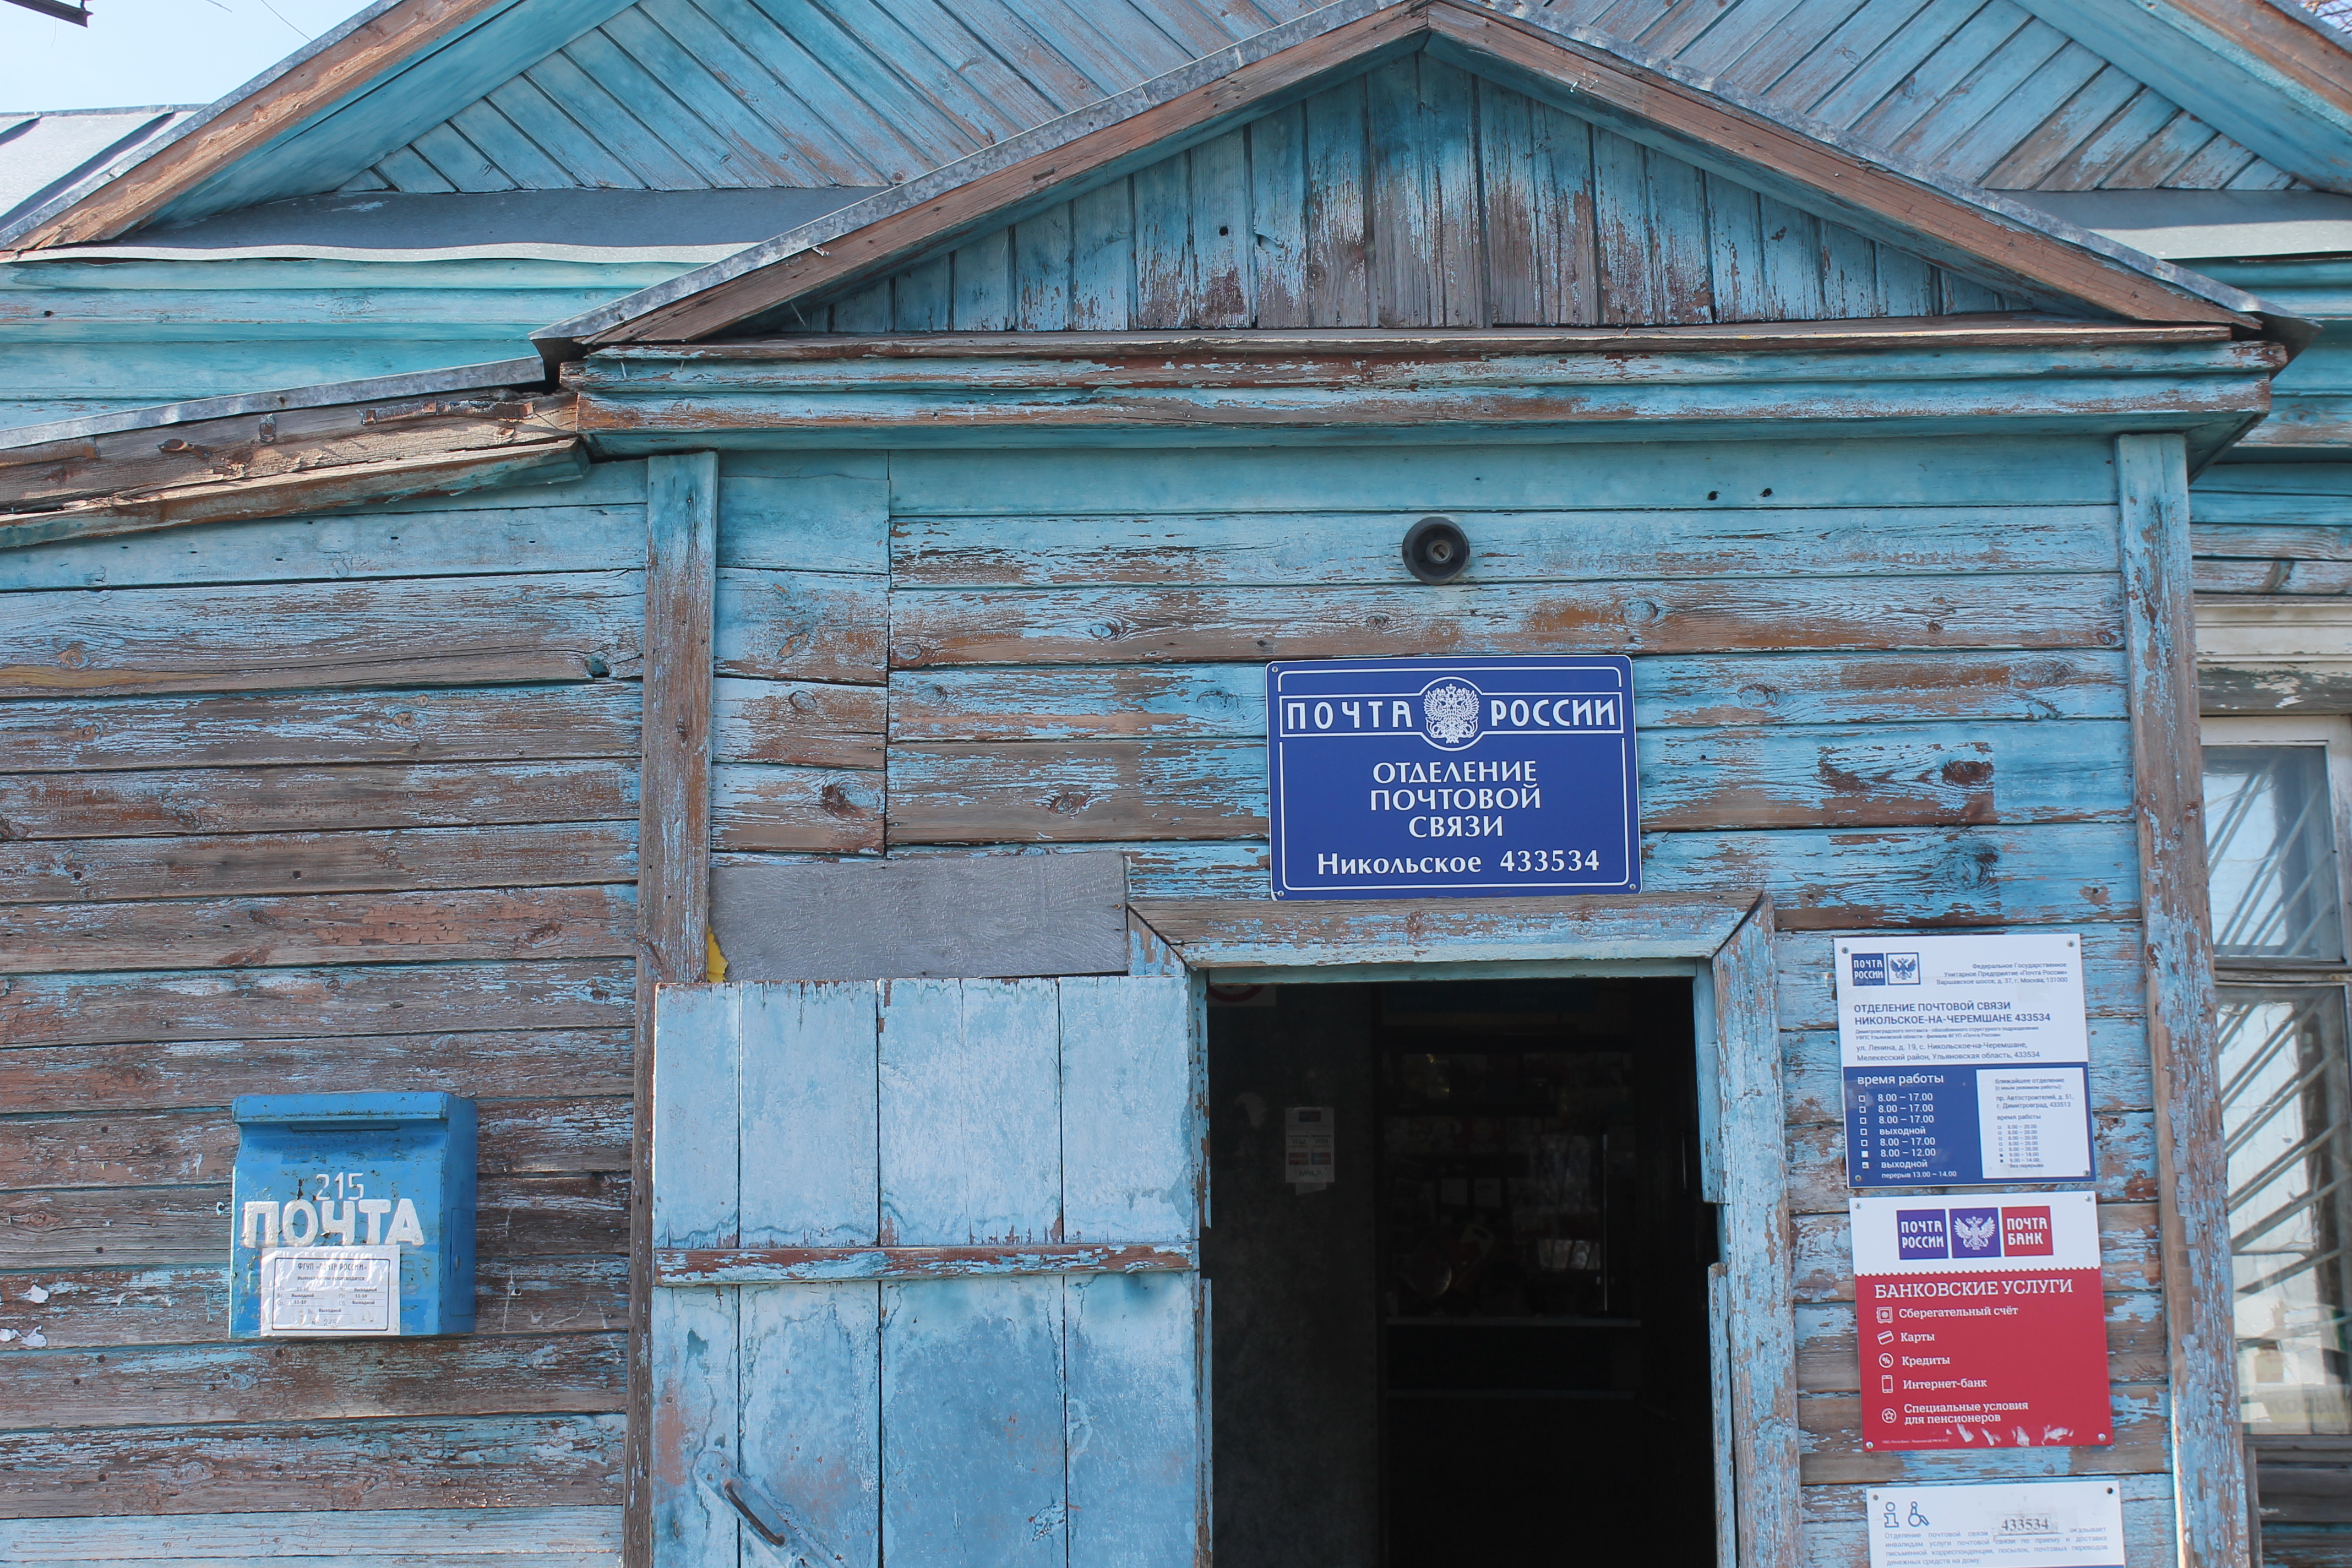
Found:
<box><xmin>781</xmin><ymin>53</ymin><xmax>2028</xmax><ymax>335</ymax></box>
<box><xmin>542</xmin><ymin>0</ymin><xmax>2263</xmax><ymax>349</ymax></box>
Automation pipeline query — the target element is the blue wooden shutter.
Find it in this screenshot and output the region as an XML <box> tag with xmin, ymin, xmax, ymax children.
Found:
<box><xmin>651</xmin><ymin>977</ymin><xmax>1202</xmax><ymax>1568</ymax></box>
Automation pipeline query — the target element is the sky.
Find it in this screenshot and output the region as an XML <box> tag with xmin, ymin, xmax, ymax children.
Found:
<box><xmin>0</xmin><ymin>0</ymin><xmax>377</xmax><ymax>113</ymax></box>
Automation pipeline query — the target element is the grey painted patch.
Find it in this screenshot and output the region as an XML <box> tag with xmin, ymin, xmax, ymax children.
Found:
<box><xmin>90</xmin><ymin>188</ymin><xmax>888</xmax><ymax>262</ymax></box>
<box><xmin>2017</xmin><ymin>190</ymin><xmax>2352</xmax><ymax>260</ymax></box>
<box><xmin>710</xmin><ymin>852</ymin><xmax>1129</xmax><ymax>980</ymax></box>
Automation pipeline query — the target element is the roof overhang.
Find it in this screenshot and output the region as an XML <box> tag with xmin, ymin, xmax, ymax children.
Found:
<box><xmin>562</xmin><ymin>319</ymin><xmax>2281</xmax><ymax>474</ymax></box>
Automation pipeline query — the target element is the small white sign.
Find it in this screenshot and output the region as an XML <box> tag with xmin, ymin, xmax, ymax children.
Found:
<box><xmin>258</xmin><ymin>1245</ymin><xmax>401</xmax><ymax>1337</ymax></box>
<box><xmin>1866</xmin><ymin>1479</ymin><xmax>2124</xmax><ymax>1568</ymax></box>
<box><xmin>1285</xmin><ymin>1106</ymin><xmax>1334</xmax><ymax>1190</ymax></box>
<box><xmin>1837</xmin><ymin>934</ymin><xmax>2089</xmax><ymax>1068</ymax></box>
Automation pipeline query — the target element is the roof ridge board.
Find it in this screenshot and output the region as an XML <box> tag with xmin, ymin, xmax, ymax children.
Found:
<box><xmin>541</xmin><ymin>0</ymin><xmax>2267</xmax><ymax>351</ymax></box>
<box><xmin>1474</xmin><ymin>7</ymin><xmax>2269</xmax><ymax>323</ymax></box>
<box><xmin>532</xmin><ymin>0</ymin><xmax>1417</xmax><ymax>353</ymax></box>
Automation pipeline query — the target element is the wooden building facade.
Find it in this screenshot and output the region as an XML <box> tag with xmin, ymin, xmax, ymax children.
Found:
<box><xmin>7</xmin><ymin>2</ymin><xmax>2352</xmax><ymax>1566</ymax></box>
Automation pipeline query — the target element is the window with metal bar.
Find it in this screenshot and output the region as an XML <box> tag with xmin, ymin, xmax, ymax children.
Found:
<box><xmin>2206</xmin><ymin>720</ymin><xmax>2352</xmax><ymax>1440</ymax></box>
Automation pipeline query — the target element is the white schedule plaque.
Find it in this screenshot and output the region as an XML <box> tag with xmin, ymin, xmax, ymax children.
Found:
<box><xmin>1866</xmin><ymin>1479</ymin><xmax>2124</xmax><ymax>1568</ymax></box>
<box><xmin>1838</xmin><ymin>933</ymin><xmax>2094</xmax><ymax>1188</ymax></box>
<box><xmin>258</xmin><ymin>1245</ymin><xmax>401</xmax><ymax>1337</ymax></box>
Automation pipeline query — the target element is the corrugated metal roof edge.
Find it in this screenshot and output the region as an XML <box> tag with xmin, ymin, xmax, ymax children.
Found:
<box><xmin>532</xmin><ymin>0</ymin><xmax>2273</xmax><ymax>354</ymax></box>
<box><xmin>0</xmin><ymin>354</ymin><xmax>548</xmax><ymax>451</ymax></box>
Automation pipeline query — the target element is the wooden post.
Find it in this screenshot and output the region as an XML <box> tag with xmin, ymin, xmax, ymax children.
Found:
<box><xmin>627</xmin><ymin>451</ymin><xmax>718</xmax><ymax>1568</ymax></box>
<box><xmin>2119</xmin><ymin>431</ymin><xmax>2243</xmax><ymax>1568</ymax></box>
<box><xmin>1712</xmin><ymin>900</ymin><xmax>1799</xmax><ymax>1568</ymax></box>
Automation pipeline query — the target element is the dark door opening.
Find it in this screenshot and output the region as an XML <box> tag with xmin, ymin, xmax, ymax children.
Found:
<box><xmin>1205</xmin><ymin>977</ymin><xmax>1718</xmax><ymax>1567</ymax></box>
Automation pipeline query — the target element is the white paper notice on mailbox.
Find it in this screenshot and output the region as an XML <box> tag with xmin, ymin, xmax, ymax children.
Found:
<box><xmin>1866</xmin><ymin>1479</ymin><xmax>2124</xmax><ymax>1568</ymax></box>
<box><xmin>259</xmin><ymin>1245</ymin><xmax>401</xmax><ymax>1336</ymax></box>
<box><xmin>1837</xmin><ymin>933</ymin><xmax>2089</xmax><ymax>1068</ymax></box>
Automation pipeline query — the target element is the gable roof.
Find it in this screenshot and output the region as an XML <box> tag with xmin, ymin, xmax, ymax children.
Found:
<box><xmin>535</xmin><ymin>0</ymin><xmax>2267</xmax><ymax>351</ymax></box>
<box><xmin>9</xmin><ymin>0</ymin><xmax>2351</xmax><ymax>259</ymax></box>
<box><xmin>247</xmin><ymin>0</ymin><xmax>2352</xmax><ymax>206</ymax></box>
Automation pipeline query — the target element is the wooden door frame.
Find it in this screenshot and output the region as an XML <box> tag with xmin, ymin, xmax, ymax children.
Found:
<box><xmin>1128</xmin><ymin>890</ymin><xmax>1798</xmax><ymax>1568</ymax></box>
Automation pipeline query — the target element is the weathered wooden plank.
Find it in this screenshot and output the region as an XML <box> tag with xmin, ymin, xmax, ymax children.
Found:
<box><xmin>2121</xmin><ymin>429</ymin><xmax>2245</xmax><ymax>1567</ymax></box>
<box><xmin>1366</xmin><ymin>55</ymin><xmax>1429</xmax><ymax>328</ymax></box>
<box><xmin>712</xmin><ymin>678</ymin><xmax>886</xmax><ymax>770</ymax></box>
<box><xmin>883</xmin><ymin>435</ymin><xmax>2125</xmax><ymax>515</ymax></box>
<box><xmin>0</xmin><ymin>823</ymin><xmax>636</xmax><ymax>904</ymax></box>
<box><xmin>1069</xmin><ymin>180</ymin><xmax>1135</xmax><ymax>334</ymax></box>
<box><xmin>952</xmin><ymin>229</ymin><xmax>1015</xmax><ymax>334</ymax></box>
<box><xmin>888</xmin><ymin>651</ymin><xmax>2129</xmax><ymax>740</ymax></box>
<box><xmin>1249</xmin><ymin>104</ymin><xmax>1309</xmax><ymax>330</ymax></box>
<box><xmin>964</xmin><ymin>824</ymin><xmax>2139</xmax><ymax>923</ymax></box>
<box><xmin>4</xmin><ymin>1256</ymin><xmax>628</xmax><ymax>1348</ymax></box>
<box><xmin>888</xmin><ymin>576</ymin><xmax>2125</xmax><ymax>667</ymax></box>
<box><xmin>0</xmin><ymin>1333</ymin><xmax>624</xmax><ymax>1430</ymax></box>
<box><xmin>0</xmin><ymin>960</ymin><xmax>634</xmax><ymax>1049</ymax></box>
<box><xmin>720</xmin><ymin>471</ymin><xmax>890</xmax><ymax>576</ymax></box>
<box><xmin>637</xmin><ymin>455</ymin><xmax>719</xmax><ymax>1563</ymax></box>
<box><xmin>0</xmin><ymin>760</ymin><xmax>636</xmax><ymax>841</ymax></box>
<box><xmin>649</xmin><ymin>1287</ymin><xmax>737</xmax><ymax>1564</ymax></box>
<box><xmin>1714</xmin><ymin>900</ymin><xmax>1803</xmax><ymax>1568</ymax></box>
<box><xmin>0</xmin><ymin>441</ymin><xmax>590</xmax><ymax>558</ymax></box>
<box><xmin>711</xmin><ymin>855</ymin><xmax>1128</xmax><ymax>983</ymax></box>
<box><xmin>1134</xmin><ymin>889</ymin><xmax>1755</xmax><ymax>970</ymax></box>
<box><xmin>1014</xmin><ymin>203</ymin><xmax>1076</xmax><ymax>334</ymax></box>
<box><xmin>0</xmin><ymin>574</ymin><xmax>645</xmax><ymax>699</ymax></box>
<box><xmin>1796</xmin><ymin>1292</ymin><xmax>2165</xmax><ymax>1394</ymax></box>
<box><xmin>0</xmin><ymin>685</ymin><xmax>639</xmax><ymax>775</ymax></box>
<box><xmin>1302</xmin><ymin>72</ymin><xmax>1371</xmax><ymax>329</ymax></box>
<box><xmin>1060</xmin><ymin>975</ymin><xmax>1194</xmax><ymax>1246</ymax></box>
<box><xmin>740</xmin><ymin>1281</ymin><xmax>882</xmax><ymax>1568</ymax></box>
<box><xmin>880</xmin><ymin>980</ymin><xmax>1061</xmax><ymax>1246</ymax></box>
<box><xmin>0</xmin><ymin>1098</ymin><xmax>630</xmax><ymax>1192</ymax></box>
<box><xmin>1065</xmin><ymin>1271</ymin><xmax>1201</xmax><ymax>1568</ymax></box>
<box><xmin>739</xmin><ymin>983</ymin><xmax>878</xmax><ymax>1247</ymax></box>
<box><xmin>0</xmin><ymin>886</ymin><xmax>638</xmax><ymax>974</ymax></box>
<box><xmin>1800</xmin><ymin>1384</ymin><xmax>2169</xmax><ymax>1483</ymax></box>
<box><xmin>885</xmin><ymin>503</ymin><xmax>2124</xmax><ymax>587</ymax></box>
<box><xmin>0</xmin><ymin>1503</ymin><xmax>623</xmax><ymax>1561</ymax></box>
<box><xmin>0</xmin><ymin>497</ymin><xmax>644</xmax><ymax>596</ymax></box>
<box><xmin>1190</xmin><ymin>128</ymin><xmax>1254</xmax><ymax>329</ymax></box>
<box><xmin>716</xmin><ymin>568</ymin><xmax>888</xmax><ymax>685</ymax></box>
<box><xmin>1593</xmin><ymin>127</ymin><xmax>1657</xmax><ymax>324</ymax></box>
<box><xmin>1792</xmin><ymin>1204</ymin><xmax>2160</xmax><ymax>1303</ymax></box>
<box><xmin>2</xmin><ymin>1174</ymin><xmax>628</xmax><ymax>1268</ymax></box>
<box><xmin>886</xmin><ymin>720</ymin><xmax>2130</xmax><ymax>843</ymax></box>
<box><xmin>1783</xmin><ymin>1021</ymin><xmax>2153</xmax><ymax>1124</ymax></box>
<box><xmin>1132</xmin><ymin>154</ymin><xmax>1193</xmax><ymax>333</ymax></box>
<box><xmin>1786</xmin><ymin>1113</ymin><xmax>2156</xmax><ymax>1215</ymax></box>
<box><xmin>711</xmin><ymin>762</ymin><xmax>884</xmax><ymax>854</ymax></box>
<box><xmin>0</xmin><ymin>1412</ymin><xmax>625</xmax><ymax>1517</ymax></box>
<box><xmin>660</xmin><ymin>1243</ymin><xmax>1195</xmax><ymax>1283</ymax></box>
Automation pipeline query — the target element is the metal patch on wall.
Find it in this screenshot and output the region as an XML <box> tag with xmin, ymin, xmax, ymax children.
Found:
<box><xmin>1265</xmin><ymin>656</ymin><xmax>1640</xmax><ymax>900</ymax></box>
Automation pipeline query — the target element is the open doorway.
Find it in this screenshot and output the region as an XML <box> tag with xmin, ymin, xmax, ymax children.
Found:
<box><xmin>1204</xmin><ymin>977</ymin><xmax>1718</xmax><ymax>1566</ymax></box>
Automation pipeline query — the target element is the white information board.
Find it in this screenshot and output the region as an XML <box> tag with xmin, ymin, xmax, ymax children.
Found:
<box><xmin>258</xmin><ymin>1245</ymin><xmax>401</xmax><ymax>1336</ymax></box>
<box><xmin>1286</xmin><ymin>1106</ymin><xmax>1334</xmax><ymax>1189</ymax></box>
<box><xmin>1866</xmin><ymin>1478</ymin><xmax>2124</xmax><ymax>1568</ymax></box>
<box><xmin>1837</xmin><ymin>933</ymin><xmax>2094</xmax><ymax>1188</ymax></box>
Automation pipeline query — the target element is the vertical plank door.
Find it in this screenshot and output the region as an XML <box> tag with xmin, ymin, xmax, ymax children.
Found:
<box><xmin>651</xmin><ymin>976</ymin><xmax>1202</xmax><ymax>1568</ymax></box>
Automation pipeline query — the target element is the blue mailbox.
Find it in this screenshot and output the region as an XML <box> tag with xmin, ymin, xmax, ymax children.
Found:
<box><xmin>230</xmin><ymin>1093</ymin><xmax>476</xmax><ymax>1338</ymax></box>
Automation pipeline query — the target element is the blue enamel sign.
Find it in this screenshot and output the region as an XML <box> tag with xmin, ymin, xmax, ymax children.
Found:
<box><xmin>1265</xmin><ymin>656</ymin><xmax>1641</xmax><ymax>900</ymax></box>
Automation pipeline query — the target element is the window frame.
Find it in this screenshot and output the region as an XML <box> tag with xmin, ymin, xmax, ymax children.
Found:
<box><xmin>2204</xmin><ymin>716</ymin><xmax>2352</xmax><ymax>973</ymax></box>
